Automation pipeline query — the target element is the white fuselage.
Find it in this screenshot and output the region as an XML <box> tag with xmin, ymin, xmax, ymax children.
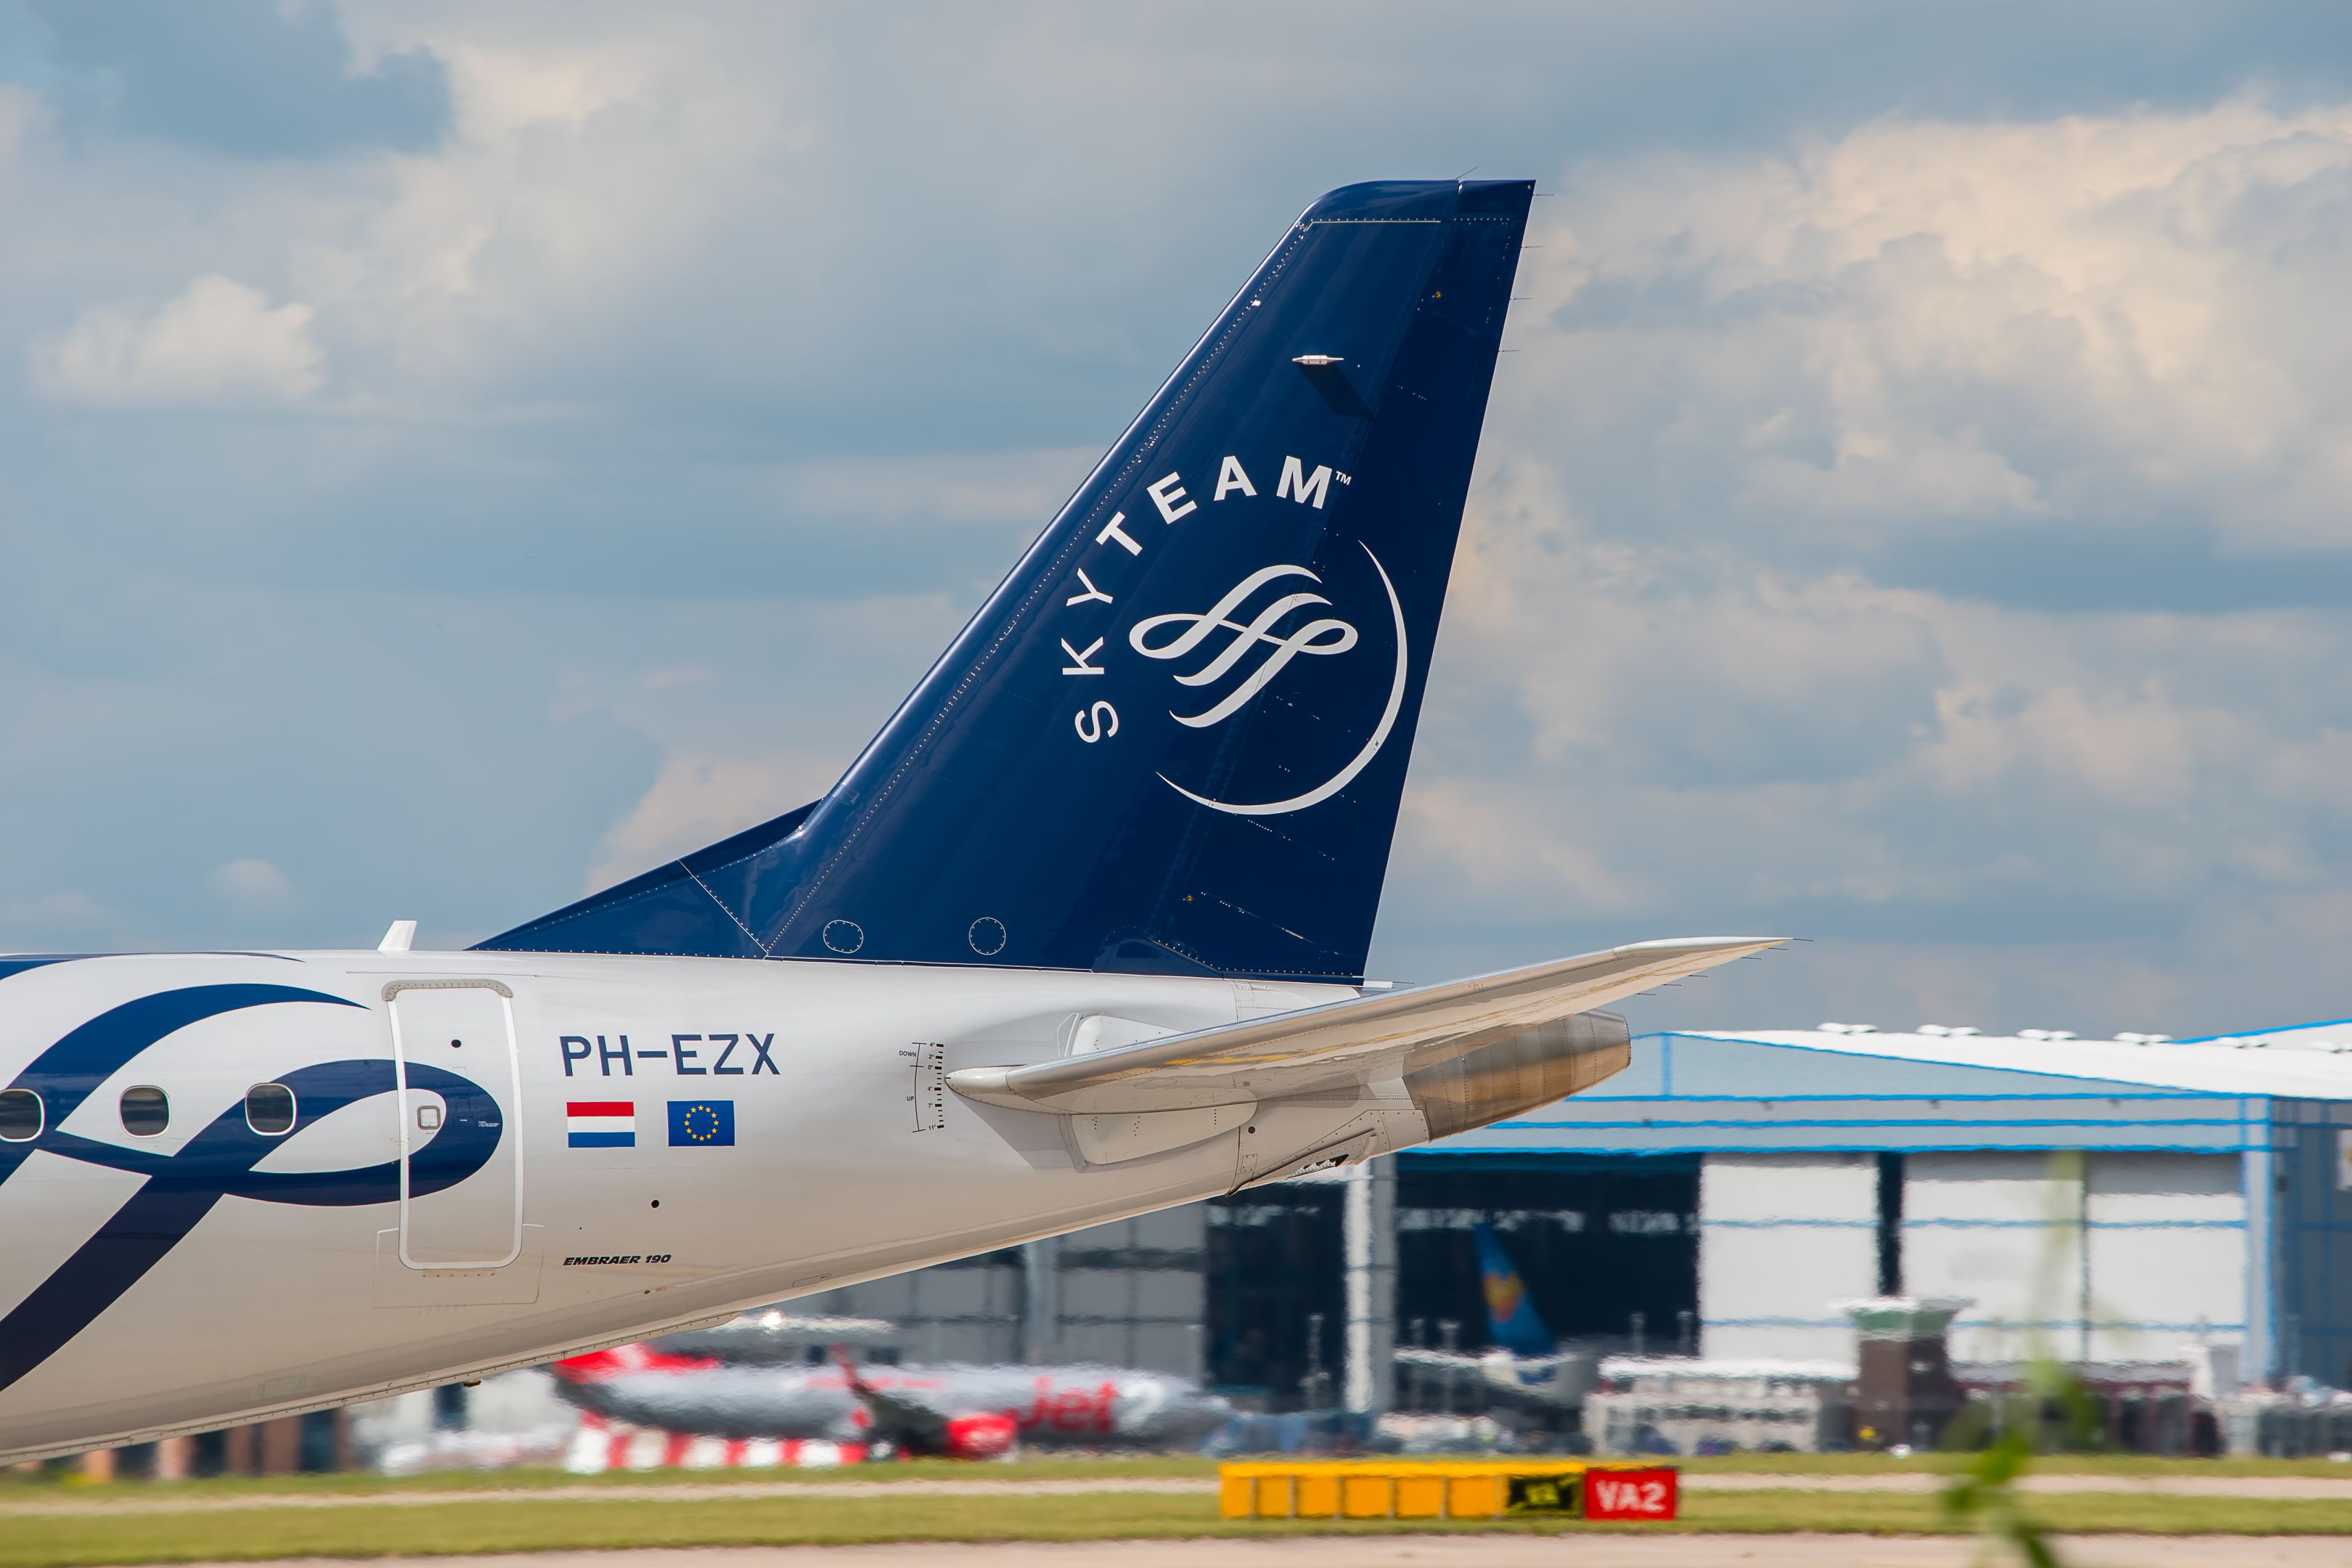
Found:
<box><xmin>0</xmin><ymin>950</ymin><xmax>1360</xmax><ymax>1461</ymax></box>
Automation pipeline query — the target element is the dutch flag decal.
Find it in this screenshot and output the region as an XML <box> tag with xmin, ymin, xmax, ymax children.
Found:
<box><xmin>567</xmin><ymin>1101</ymin><xmax>635</xmax><ymax>1148</ymax></box>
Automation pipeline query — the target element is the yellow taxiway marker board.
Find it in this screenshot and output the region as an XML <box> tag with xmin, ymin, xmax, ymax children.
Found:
<box><xmin>1217</xmin><ymin>1458</ymin><xmax>1679</xmax><ymax>1521</ymax></box>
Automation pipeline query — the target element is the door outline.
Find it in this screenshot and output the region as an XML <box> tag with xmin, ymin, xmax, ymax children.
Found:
<box><xmin>385</xmin><ymin>979</ymin><xmax>525</xmax><ymax>1271</ymax></box>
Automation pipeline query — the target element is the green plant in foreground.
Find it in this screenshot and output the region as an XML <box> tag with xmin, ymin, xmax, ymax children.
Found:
<box><xmin>1938</xmin><ymin>1150</ymin><xmax>2115</xmax><ymax>1567</ymax></box>
<box><xmin>1943</xmin><ymin>1424</ymin><xmax>2059</xmax><ymax>1568</ymax></box>
<box><xmin>1943</xmin><ymin>1366</ymin><xmax>2104</xmax><ymax>1565</ymax></box>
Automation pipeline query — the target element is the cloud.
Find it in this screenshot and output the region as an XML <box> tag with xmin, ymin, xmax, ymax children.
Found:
<box><xmin>207</xmin><ymin>859</ymin><xmax>297</xmax><ymax>914</ymax></box>
<box><xmin>0</xmin><ymin>85</ymin><xmax>40</xmax><ymax>168</ymax></box>
<box><xmin>32</xmin><ymin>275</ymin><xmax>324</xmax><ymax>409</ymax></box>
<box><xmin>25</xmin><ymin>0</ymin><xmax>449</xmax><ymax>159</ymax></box>
<box><xmin>587</xmin><ymin>751</ymin><xmax>844</xmax><ymax>894</ymax></box>
<box><xmin>1524</xmin><ymin>101</ymin><xmax>2352</xmax><ymax>567</ymax></box>
<box><xmin>762</xmin><ymin>448</ymin><xmax>1096</xmax><ymax>530</ymax></box>
<box><xmin>0</xmin><ymin>890</ymin><xmax>109</xmax><ymax>937</ymax></box>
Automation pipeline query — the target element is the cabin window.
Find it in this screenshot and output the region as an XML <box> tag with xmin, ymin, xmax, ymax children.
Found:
<box><xmin>245</xmin><ymin>1083</ymin><xmax>296</xmax><ymax>1136</ymax></box>
<box><xmin>120</xmin><ymin>1084</ymin><xmax>169</xmax><ymax>1136</ymax></box>
<box><xmin>0</xmin><ymin>1088</ymin><xmax>41</xmax><ymax>1142</ymax></box>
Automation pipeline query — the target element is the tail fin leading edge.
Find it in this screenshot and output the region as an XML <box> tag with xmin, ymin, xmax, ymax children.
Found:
<box><xmin>482</xmin><ymin>179</ymin><xmax>1535</xmax><ymax>981</ymax></box>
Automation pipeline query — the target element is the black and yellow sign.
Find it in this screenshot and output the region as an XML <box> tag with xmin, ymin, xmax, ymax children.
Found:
<box><xmin>1504</xmin><ymin>1472</ymin><xmax>1583</xmax><ymax>1514</ymax></box>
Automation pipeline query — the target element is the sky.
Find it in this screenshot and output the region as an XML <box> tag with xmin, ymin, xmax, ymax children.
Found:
<box><xmin>4</xmin><ymin>1</ymin><xmax>2352</xmax><ymax>1040</ymax></box>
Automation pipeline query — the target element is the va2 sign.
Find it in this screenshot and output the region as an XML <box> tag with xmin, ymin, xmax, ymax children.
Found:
<box><xmin>1584</xmin><ymin>1467</ymin><xmax>1680</xmax><ymax>1521</ymax></box>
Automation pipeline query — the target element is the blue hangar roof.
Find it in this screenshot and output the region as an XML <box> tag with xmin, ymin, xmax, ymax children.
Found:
<box><xmin>1422</xmin><ymin>1023</ymin><xmax>2352</xmax><ymax>1159</ymax></box>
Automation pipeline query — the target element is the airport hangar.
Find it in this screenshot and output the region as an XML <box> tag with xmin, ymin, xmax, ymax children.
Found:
<box><xmin>801</xmin><ymin>1019</ymin><xmax>2352</xmax><ymax>1406</ymax></box>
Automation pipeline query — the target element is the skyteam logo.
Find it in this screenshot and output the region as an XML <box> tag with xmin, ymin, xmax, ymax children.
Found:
<box><xmin>1129</xmin><ymin>544</ymin><xmax>1407</xmax><ymax>817</ymax></box>
<box><xmin>1130</xmin><ymin>564</ymin><xmax>1360</xmax><ymax>728</ymax></box>
<box><xmin>1056</xmin><ymin>453</ymin><xmax>1407</xmax><ymax>818</ymax></box>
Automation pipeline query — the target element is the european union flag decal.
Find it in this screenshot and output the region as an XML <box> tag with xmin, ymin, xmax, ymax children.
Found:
<box><xmin>666</xmin><ymin>1100</ymin><xmax>735</xmax><ymax>1147</ymax></box>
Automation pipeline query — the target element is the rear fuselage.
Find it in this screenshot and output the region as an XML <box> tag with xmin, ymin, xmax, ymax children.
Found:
<box><xmin>0</xmin><ymin>950</ymin><xmax>1355</xmax><ymax>1461</ymax></box>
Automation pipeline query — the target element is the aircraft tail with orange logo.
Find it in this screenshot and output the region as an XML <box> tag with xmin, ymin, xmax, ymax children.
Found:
<box><xmin>1471</xmin><ymin>1221</ymin><xmax>1556</xmax><ymax>1360</ymax></box>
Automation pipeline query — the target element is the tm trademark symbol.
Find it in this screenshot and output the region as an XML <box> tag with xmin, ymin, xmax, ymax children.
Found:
<box><xmin>1336</xmin><ymin>473</ymin><xmax>1352</xmax><ymax>485</ymax></box>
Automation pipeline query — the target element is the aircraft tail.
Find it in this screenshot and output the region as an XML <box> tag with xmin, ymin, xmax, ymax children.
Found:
<box><xmin>481</xmin><ymin>179</ymin><xmax>1534</xmax><ymax>981</ymax></box>
<box><xmin>1471</xmin><ymin>1221</ymin><xmax>1556</xmax><ymax>1359</ymax></box>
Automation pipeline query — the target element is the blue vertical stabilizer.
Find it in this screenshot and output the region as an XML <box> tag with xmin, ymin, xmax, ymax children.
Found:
<box><xmin>1472</xmin><ymin>1221</ymin><xmax>1558</xmax><ymax>1360</ymax></box>
<box><xmin>481</xmin><ymin>179</ymin><xmax>1534</xmax><ymax>980</ymax></box>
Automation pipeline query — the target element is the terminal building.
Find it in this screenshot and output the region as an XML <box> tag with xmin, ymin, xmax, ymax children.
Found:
<box><xmin>802</xmin><ymin>1018</ymin><xmax>2352</xmax><ymax>1410</ymax></box>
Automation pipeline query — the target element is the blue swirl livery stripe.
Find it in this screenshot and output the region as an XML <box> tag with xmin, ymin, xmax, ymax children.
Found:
<box><xmin>0</xmin><ymin>987</ymin><xmax>504</xmax><ymax>1393</ymax></box>
<box><xmin>0</xmin><ymin>985</ymin><xmax>353</xmax><ymax>1192</ymax></box>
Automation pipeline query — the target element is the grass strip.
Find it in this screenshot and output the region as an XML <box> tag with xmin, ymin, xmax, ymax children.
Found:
<box><xmin>16</xmin><ymin>1449</ymin><xmax>2352</xmax><ymax>1502</ymax></box>
<box><xmin>0</xmin><ymin>1485</ymin><xmax>2348</xmax><ymax>1565</ymax></box>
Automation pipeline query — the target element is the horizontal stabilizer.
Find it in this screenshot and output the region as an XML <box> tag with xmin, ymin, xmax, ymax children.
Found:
<box><xmin>947</xmin><ymin>936</ymin><xmax>1782</xmax><ymax>1116</ymax></box>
